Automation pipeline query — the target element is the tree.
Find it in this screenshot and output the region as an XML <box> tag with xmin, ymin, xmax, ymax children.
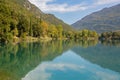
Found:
<box><xmin>66</xmin><ymin>31</ymin><xmax>74</xmax><ymax>39</ymax></box>
<box><xmin>48</xmin><ymin>24</ymin><xmax>58</xmax><ymax>39</ymax></box>
<box><xmin>12</xmin><ymin>28</ymin><xmax>18</xmax><ymax>36</ymax></box>
<box><xmin>17</xmin><ymin>15</ymin><xmax>29</xmax><ymax>37</ymax></box>
<box><xmin>57</xmin><ymin>25</ymin><xmax>63</xmax><ymax>39</ymax></box>
<box><xmin>92</xmin><ymin>31</ymin><xmax>98</xmax><ymax>37</ymax></box>
<box><xmin>82</xmin><ymin>29</ymin><xmax>89</xmax><ymax>37</ymax></box>
<box><xmin>82</xmin><ymin>29</ymin><xmax>89</xmax><ymax>40</ymax></box>
<box><xmin>5</xmin><ymin>32</ymin><xmax>13</xmax><ymax>43</ymax></box>
<box><xmin>41</xmin><ymin>21</ymin><xmax>48</xmax><ymax>37</ymax></box>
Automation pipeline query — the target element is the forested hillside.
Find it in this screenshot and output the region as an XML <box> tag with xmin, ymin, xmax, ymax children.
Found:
<box><xmin>0</xmin><ymin>0</ymin><xmax>72</xmax><ymax>42</ymax></box>
<box><xmin>0</xmin><ymin>0</ymin><xmax>98</xmax><ymax>43</ymax></box>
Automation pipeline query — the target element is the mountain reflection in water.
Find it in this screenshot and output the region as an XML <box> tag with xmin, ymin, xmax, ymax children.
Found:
<box><xmin>0</xmin><ymin>40</ymin><xmax>120</xmax><ymax>80</ymax></box>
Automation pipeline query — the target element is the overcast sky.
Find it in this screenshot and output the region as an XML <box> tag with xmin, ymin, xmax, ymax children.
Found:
<box><xmin>28</xmin><ymin>0</ymin><xmax>120</xmax><ymax>24</ymax></box>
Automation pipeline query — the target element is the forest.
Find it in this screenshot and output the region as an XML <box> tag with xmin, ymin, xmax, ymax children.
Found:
<box><xmin>0</xmin><ymin>0</ymin><xmax>98</xmax><ymax>43</ymax></box>
<box><xmin>100</xmin><ymin>31</ymin><xmax>120</xmax><ymax>40</ymax></box>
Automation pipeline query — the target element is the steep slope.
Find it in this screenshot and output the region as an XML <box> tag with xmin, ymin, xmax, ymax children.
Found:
<box><xmin>0</xmin><ymin>0</ymin><xmax>74</xmax><ymax>42</ymax></box>
<box><xmin>1</xmin><ymin>0</ymin><xmax>72</xmax><ymax>30</ymax></box>
<box><xmin>15</xmin><ymin>0</ymin><xmax>72</xmax><ymax>30</ymax></box>
<box><xmin>72</xmin><ymin>4</ymin><xmax>120</xmax><ymax>33</ymax></box>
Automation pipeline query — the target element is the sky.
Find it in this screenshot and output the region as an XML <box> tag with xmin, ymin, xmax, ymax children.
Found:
<box><xmin>28</xmin><ymin>0</ymin><xmax>120</xmax><ymax>24</ymax></box>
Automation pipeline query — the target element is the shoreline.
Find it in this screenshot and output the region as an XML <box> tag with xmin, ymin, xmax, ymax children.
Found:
<box><xmin>1</xmin><ymin>36</ymin><xmax>99</xmax><ymax>44</ymax></box>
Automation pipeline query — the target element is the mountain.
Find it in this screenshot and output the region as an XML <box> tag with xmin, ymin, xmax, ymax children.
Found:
<box><xmin>0</xmin><ymin>0</ymin><xmax>74</xmax><ymax>42</ymax></box>
<box><xmin>72</xmin><ymin>43</ymin><xmax>120</xmax><ymax>72</ymax></box>
<box><xmin>72</xmin><ymin>4</ymin><xmax>120</xmax><ymax>33</ymax></box>
<box><xmin>12</xmin><ymin>0</ymin><xmax>72</xmax><ymax>30</ymax></box>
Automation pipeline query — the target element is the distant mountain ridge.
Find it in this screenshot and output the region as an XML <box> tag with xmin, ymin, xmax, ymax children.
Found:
<box><xmin>72</xmin><ymin>4</ymin><xmax>120</xmax><ymax>33</ymax></box>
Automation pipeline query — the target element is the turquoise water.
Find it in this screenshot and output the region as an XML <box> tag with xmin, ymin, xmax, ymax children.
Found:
<box><xmin>22</xmin><ymin>50</ymin><xmax>120</xmax><ymax>80</ymax></box>
<box><xmin>0</xmin><ymin>40</ymin><xmax>120</xmax><ymax>80</ymax></box>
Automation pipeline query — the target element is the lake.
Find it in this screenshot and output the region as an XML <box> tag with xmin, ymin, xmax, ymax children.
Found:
<box><xmin>0</xmin><ymin>40</ymin><xmax>120</xmax><ymax>80</ymax></box>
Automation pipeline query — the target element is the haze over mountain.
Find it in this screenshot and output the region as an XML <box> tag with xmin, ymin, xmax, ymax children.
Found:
<box><xmin>72</xmin><ymin>4</ymin><xmax>120</xmax><ymax>33</ymax></box>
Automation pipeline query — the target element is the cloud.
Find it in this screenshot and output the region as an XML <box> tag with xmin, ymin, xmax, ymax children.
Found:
<box><xmin>95</xmin><ymin>71</ymin><xmax>120</xmax><ymax>80</ymax></box>
<box><xmin>29</xmin><ymin>0</ymin><xmax>120</xmax><ymax>13</ymax></box>
<box><xmin>28</xmin><ymin>0</ymin><xmax>88</xmax><ymax>13</ymax></box>
<box><xmin>22</xmin><ymin>62</ymin><xmax>120</xmax><ymax>80</ymax></box>
<box><xmin>95</xmin><ymin>0</ymin><xmax>120</xmax><ymax>5</ymax></box>
<box><xmin>22</xmin><ymin>50</ymin><xmax>120</xmax><ymax>80</ymax></box>
<box><xmin>22</xmin><ymin>62</ymin><xmax>85</xmax><ymax>80</ymax></box>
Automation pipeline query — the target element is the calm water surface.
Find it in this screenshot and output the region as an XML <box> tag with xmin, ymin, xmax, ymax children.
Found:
<box><xmin>0</xmin><ymin>40</ymin><xmax>120</xmax><ymax>80</ymax></box>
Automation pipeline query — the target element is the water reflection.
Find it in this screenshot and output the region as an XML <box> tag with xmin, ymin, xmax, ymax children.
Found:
<box><xmin>74</xmin><ymin>40</ymin><xmax>98</xmax><ymax>48</ymax></box>
<box><xmin>0</xmin><ymin>40</ymin><xmax>120</xmax><ymax>80</ymax></box>
<box><xmin>101</xmin><ymin>40</ymin><xmax>120</xmax><ymax>47</ymax></box>
<box><xmin>22</xmin><ymin>51</ymin><xmax>120</xmax><ymax>80</ymax></box>
<box><xmin>0</xmin><ymin>41</ymin><xmax>67</xmax><ymax>80</ymax></box>
<box><xmin>73</xmin><ymin>41</ymin><xmax>120</xmax><ymax>73</ymax></box>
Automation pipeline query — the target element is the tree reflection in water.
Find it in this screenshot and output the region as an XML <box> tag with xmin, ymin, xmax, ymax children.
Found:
<box><xmin>0</xmin><ymin>40</ymin><xmax>119</xmax><ymax>80</ymax></box>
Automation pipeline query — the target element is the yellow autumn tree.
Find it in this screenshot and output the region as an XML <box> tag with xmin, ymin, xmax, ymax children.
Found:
<box><xmin>41</xmin><ymin>21</ymin><xmax>48</xmax><ymax>37</ymax></box>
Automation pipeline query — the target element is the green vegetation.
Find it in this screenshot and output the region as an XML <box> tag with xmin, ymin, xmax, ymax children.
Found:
<box><xmin>64</xmin><ymin>29</ymin><xmax>98</xmax><ymax>40</ymax></box>
<box><xmin>0</xmin><ymin>40</ymin><xmax>98</xmax><ymax>80</ymax></box>
<box><xmin>100</xmin><ymin>31</ymin><xmax>120</xmax><ymax>40</ymax></box>
<box><xmin>101</xmin><ymin>40</ymin><xmax>120</xmax><ymax>47</ymax></box>
<box><xmin>0</xmin><ymin>41</ymin><xmax>65</xmax><ymax>80</ymax></box>
<box><xmin>0</xmin><ymin>0</ymin><xmax>98</xmax><ymax>43</ymax></box>
<box><xmin>0</xmin><ymin>39</ymin><xmax>119</xmax><ymax>80</ymax></box>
